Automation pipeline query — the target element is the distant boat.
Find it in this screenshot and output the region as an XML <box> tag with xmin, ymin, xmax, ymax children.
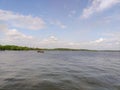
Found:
<box><xmin>37</xmin><ymin>50</ymin><xmax>44</xmax><ymax>53</ymax></box>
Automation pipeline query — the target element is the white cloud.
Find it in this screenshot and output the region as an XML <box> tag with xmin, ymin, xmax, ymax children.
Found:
<box><xmin>36</xmin><ymin>36</ymin><xmax>59</xmax><ymax>47</ymax></box>
<box><xmin>88</xmin><ymin>33</ymin><xmax>120</xmax><ymax>50</ymax></box>
<box><xmin>68</xmin><ymin>10</ymin><xmax>76</xmax><ymax>17</ymax></box>
<box><xmin>0</xmin><ymin>27</ymin><xmax>120</xmax><ymax>50</ymax></box>
<box><xmin>93</xmin><ymin>38</ymin><xmax>105</xmax><ymax>43</ymax></box>
<box><xmin>0</xmin><ymin>27</ymin><xmax>35</xmax><ymax>46</ymax></box>
<box><xmin>6</xmin><ymin>29</ymin><xmax>33</xmax><ymax>40</ymax></box>
<box><xmin>81</xmin><ymin>0</ymin><xmax>120</xmax><ymax>18</ymax></box>
<box><xmin>0</xmin><ymin>24</ymin><xmax>8</xmax><ymax>32</ymax></box>
<box><xmin>42</xmin><ymin>36</ymin><xmax>58</xmax><ymax>43</ymax></box>
<box><xmin>35</xmin><ymin>34</ymin><xmax>120</xmax><ymax>50</ymax></box>
<box><xmin>0</xmin><ymin>9</ymin><xmax>45</xmax><ymax>30</ymax></box>
<box><xmin>50</xmin><ymin>20</ymin><xmax>67</xmax><ymax>29</ymax></box>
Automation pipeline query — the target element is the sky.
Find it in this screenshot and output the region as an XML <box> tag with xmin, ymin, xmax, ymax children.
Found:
<box><xmin>0</xmin><ymin>0</ymin><xmax>120</xmax><ymax>50</ymax></box>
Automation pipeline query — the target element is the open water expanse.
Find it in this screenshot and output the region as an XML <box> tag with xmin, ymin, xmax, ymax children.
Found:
<box><xmin>0</xmin><ymin>51</ymin><xmax>120</xmax><ymax>90</ymax></box>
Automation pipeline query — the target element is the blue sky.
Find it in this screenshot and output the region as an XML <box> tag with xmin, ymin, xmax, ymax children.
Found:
<box><xmin>0</xmin><ymin>0</ymin><xmax>120</xmax><ymax>50</ymax></box>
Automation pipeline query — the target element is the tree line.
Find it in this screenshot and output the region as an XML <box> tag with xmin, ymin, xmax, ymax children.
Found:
<box><xmin>0</xmin><ymin>45</ymin><xmax>35</xmax><ymax>50</ymax></box>
<box><xmin>1</xmin><ymin>44</ymin><xmax>119</xmax><ymax>52</ymax></box>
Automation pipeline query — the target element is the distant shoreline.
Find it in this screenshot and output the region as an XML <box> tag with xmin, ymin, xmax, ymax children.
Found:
<box><xmin>0</xmin><ymin>45</ymin><xmax>120</xmax><ymax>52</ymax></box>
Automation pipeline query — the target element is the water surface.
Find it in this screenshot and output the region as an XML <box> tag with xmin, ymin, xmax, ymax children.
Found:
<box><xmin>0</xmin><ymin>51</ymin><xmax>120</xmax><ymax>90</ymax></box>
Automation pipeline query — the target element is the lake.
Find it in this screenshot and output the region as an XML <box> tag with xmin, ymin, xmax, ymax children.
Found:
<box><xmin>0</xmin><ymin>51</ymin><xmax>120</xmax><ymax>90</ymax></box>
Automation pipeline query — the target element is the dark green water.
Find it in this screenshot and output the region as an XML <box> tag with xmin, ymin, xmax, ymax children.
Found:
<box><xmin>0</xmin><ymin>51</ymin><xmax>120</xmax><ymax>90</ymax></box>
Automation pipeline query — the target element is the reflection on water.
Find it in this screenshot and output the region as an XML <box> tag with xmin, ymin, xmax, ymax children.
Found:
<box><xmin>0</xmin><ymin>51</ymin><xmax>120</xmax><ymax>90</ymax></box>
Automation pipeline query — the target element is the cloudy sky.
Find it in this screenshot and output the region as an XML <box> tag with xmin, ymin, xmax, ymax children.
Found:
<box><xmin>0</xmin><ymin>0</ymin><xmax>120</xmax><ymax>50</ymax></box>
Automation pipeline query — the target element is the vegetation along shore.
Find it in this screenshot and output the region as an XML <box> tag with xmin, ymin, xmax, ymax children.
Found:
<box><xmin>0</xmin><ymin>45</ymin><xmax>120</xmax><ymax>52</ymax></box>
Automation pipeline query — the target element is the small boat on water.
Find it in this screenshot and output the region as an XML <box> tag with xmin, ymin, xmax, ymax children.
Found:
<box><xmin>37</xmin><ymin>50</ymin><xmax>44</xmax><ymax>53</ymax></box>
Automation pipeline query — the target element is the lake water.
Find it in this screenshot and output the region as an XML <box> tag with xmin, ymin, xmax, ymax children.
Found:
<box><xmin>0</xmin><ymin>51</ymin><xmax>120</xmax><ymax>90</ymax></box>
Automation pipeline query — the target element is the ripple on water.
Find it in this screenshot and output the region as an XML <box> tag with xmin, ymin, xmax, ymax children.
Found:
<box><xmin>0</xmin><ymin>51</ymin><xmax>120</xmax><ymax>90</ymax></box>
